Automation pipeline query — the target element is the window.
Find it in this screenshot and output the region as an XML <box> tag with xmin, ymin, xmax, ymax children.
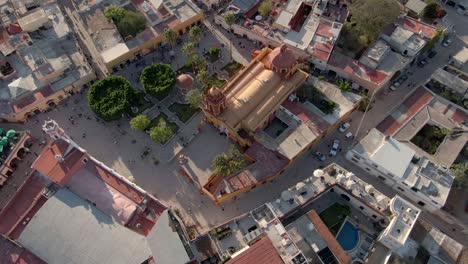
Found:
<box><xmin>387</xmin><ymin>173</ymin><xmax>394</xmax><ymax>178</ymax></box>
<box><xmin>372</xmin><ymin>214</ymin><xmax>377</xmax><ymax>219</ymax></box>
<box><xmin>352</xmin><ymin>155</ymin><xmax>361</xmax><ymax>160</ymax></box>
<box><xmin>372</xmin><ymin>163</ymin><xmax>379</xmax><ymax>169</ymax></box>
<box><xmin>359</xmin><ymin>206</ymin><xmax>364</xmax><ymax>210</ymax></box>
<box><xmin>340</xmin><ymin>194</ymin><xmax>350</xmax><ymax>201</ymax></box>
<box><xmin>403</xmin><ymin>182</ymin><xmax>409</xmax><ymax>186</ymax></box>
<box><xmin>365</xmin><ymin>167</ymin><xmax>371</xmax><ymax>172</ymax></box>
<box><xmin>378</xmin><ymin>176</ymin><xmax>386</xmax><ymax>181</ymax></box>
<box><xmin>352</xmin><ymin>158</ymin><xmax>359</xmax><ymax>163</ymax></box>
<box><xmin>397</xmin><ymin>187</ymin><xmax>405</xmax><ymax>192</ymax></box>
<box><xmin>410</xmin><ymin>187</ymin><xmax>418</xmax><ymax>192</ymax></box>
<box><xmin>418</xmin><ymin>201</ymin><xmax>425</xmax><ymax>207</ymax></box>
<box><xmin>431</xmin><ymin>200</ymin><xmax>439</xmax><ymax>205</ymax></box>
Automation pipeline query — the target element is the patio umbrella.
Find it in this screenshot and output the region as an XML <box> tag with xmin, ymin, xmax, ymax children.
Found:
<box><xmin>313</xmin><ymin>169</ymin><xmax>324</xmax><ymax>177</ymax></box>
<box><xmin>6</xmin><ymin>129</ymin><xmax>16</xmax><ymax>138</ymax></box>
<box><xmin>0</xmin><ymin>137</ymin><xmax>8</xmax><ymax>146</ymax></box>
<box><xmin>0</xmin><ymin>128</ymin><xmax>3</xmax><ymax>136</ymax></box>
<box><xmin>296</xmin><ymin>182</ymin><xmax>306</xmax><ymax>191</ymax></box>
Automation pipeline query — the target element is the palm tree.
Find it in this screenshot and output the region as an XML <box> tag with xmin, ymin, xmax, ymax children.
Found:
<box><xmin>191</xmin><ymin>55</ymin><xmax>207</xmax><ymax>73</ymax></box>
<box><xmin>189</xmin><ymin>26</ymin><xmax>203</xmax><ymax>45</ymax></box>
<box><xmin>337</xmin><ymin>79</ymin><xmax>352</xmax><ymax>92</ymax></box>
<box><xmin>182</xmin><ymin>42</ymin><xmax>197</xmax><ymax>60</ymax></box>
<box><xmin>163</xmin><ymin>29</ymin><xmax>177</xmax><ymax>48</ymax></box>
<box><xmin>196</xmin><ymin>70</ymin><xmax>210</xmax><ymax>88</ymax></box>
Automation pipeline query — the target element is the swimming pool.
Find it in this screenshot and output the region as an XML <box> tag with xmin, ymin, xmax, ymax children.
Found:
<box><xmin>336</xmin><ymin>221</ymin><xmax>359</xmax><ymax>251</ymax></box>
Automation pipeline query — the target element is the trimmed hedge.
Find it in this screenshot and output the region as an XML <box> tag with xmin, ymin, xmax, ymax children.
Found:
<box><xmin>140</xmin><ymin>63</ymin><xmax>176</xmax><ymax>100</ymax></box>
<box><xmin>88</xmin><ymin>76</ymin><xmax>132</xmax><ymax>121</ymax></box>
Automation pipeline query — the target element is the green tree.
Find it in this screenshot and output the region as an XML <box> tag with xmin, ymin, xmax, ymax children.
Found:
<box><xmin>224</xmin><ymin>13</ymin><xmax>236</xmax><ymax>28</ymax></box>
<box><xmin>337</xmin><ymin>79</ymin><xmax>352</xmax><ymax>92</ymax></box>
<box><xmin>258</xmin><ymin>0</ymin><xmax>273</xmax><ymax>17</ymax></box>
<box><xmin>104</xmin><ymin>5</ymin><xmax>126</xmax><ymax>21</ymax></box>
<box><xmin>348</xmin><ymin>0</ymin><xmax>400</xmax><ymax>45</ymax></box>
<box><xmin>182</xmin><ymin>42</ymin><xmax>197</xmax><ymax>60</ymax></box>
<box><xmin>130</xmin><ymin>114</ymin><xmax>151</xmax><ymax>131</ymax></box>
<box><xmin>163</xmin><ymin>29</ymin><xmax>178</xmax><ymax>48</ymax></box>
<box><xmin>88</xmin><ymin>76</ymin><xmax>132</xmax><ymax>121</ymax></box>
<box><xmin>189</xmin><ymin>26</ymin><xmax>203</xmax><ymax>44</ymax></box>
<box><xmin>358</xmin><ymin>93</ymin><xmax>371</xmax><ymax>112</ymax></box>
<box><xmin>451</xmin><ymin>162</ymin><xmax>468</xmax><ymax>188</ymax></box>
<box><xmin>196</xmin><ymin>70</ymin><xmax>210</xmax><ymax>87</ymax></box>
<box><xmin>150</xmin><ymin>120</ymin><xmax>174</xmax><ymax>144</ymax></box>
<box><xmin>191</xmin><ymin>54</ymin><xmax>208</xmax><ymax>73</ymax></box>
<box><xmin>140</xmin><ymin>63</ymin><xmax>176</xmax><ymax>99</ymax></box>
<box><xmin>212</xmin><ymin>146</ymin><xmax>246</xmax><ymax>176</ymax></box>
<box><xmin>185</xmin><ymin>89</ymin><xmax>203</xmax><ymax>109</ymax></box>
<box><xmin>104</xmin><ymin>5</ymin><xmax>146</xmax><ymax>37</ymax></box>
<box><xmin>423</xmin><ymin>3</ymin><xmax>440</xmax><ymax>19</ymax></box>
<box><xmin>116</xmin><ymin>11</ymin><xmax>146</xmax><ymax>37</ymax></box>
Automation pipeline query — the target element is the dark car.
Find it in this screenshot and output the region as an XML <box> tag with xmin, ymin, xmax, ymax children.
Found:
<box><xmin>314</xmin><ymin>151</ymin><xmax>326</xmax><ymax>162</ymax></box>
<box><xmin>428</xmin><ymin>50</ymin><xmax>438</xmax><ymax>58</ymax></box>
<box><xmin>446</xmin><ymin>0</ymin><xmax>456</xmax><ymax>7</ymax></box>
<box><xmin>417</xmin><ymin>59</ymin><xmax>427</xmax><ymax>67</ymax></box>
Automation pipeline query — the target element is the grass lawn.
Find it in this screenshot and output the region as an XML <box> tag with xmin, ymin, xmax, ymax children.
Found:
<box><xmin>147</xmin><ymin>112</ymin><xmax>179</xmax><ymax>134</ymax></box>
<box><xmin>168</xmin><ymin>103</ymin><xmax>198</xmax><ymax>123</ymax></box>
<box><xmin>319</xmin><ymin>203</ymin><xmax>351</xmax><ymax>236</ymax></box>
<box><xmin>128</xmin><ymin>90</ymin><xmax>153</xmax><ymax>116</ymax></box>
<box><xmin>221</xmin><ymin>61</ymin><xmax>243</xmax><ymax>77</ymax></box>
<box><xmin>411</xmin><ymin>124</ymin><xmax>449</xmax><ymax>155</ymax></box>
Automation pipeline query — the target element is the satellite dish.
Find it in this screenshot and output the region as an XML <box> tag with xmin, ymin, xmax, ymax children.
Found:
<box><xmin>255</xmin><ymin>15</ymin><xmax>263</xmax><ymax>21</ymax></box>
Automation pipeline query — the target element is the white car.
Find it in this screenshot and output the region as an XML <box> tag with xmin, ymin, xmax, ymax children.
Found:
<box><xmin>339</xmin><ymin>122</ymin><xmax>351</xmax><ymax>132</ymax></box>
<box><xmin>329</xmin><ymin>139</ymin><xmax>340</xmax><ymax>156</ymax></box>
<box><xmin>442</xmin><ymin>38</ymin><xmax>452</xmax><ymax>47</ymax></box>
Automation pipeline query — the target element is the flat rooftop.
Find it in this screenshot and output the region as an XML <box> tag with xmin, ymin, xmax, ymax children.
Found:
<box><xmin>429</xmin><ymin>68</ymin><xmax>468</xmax><ymax>97</ymax></box>
<box><xmin>18</xmin><ymin>188</ymin><xmax>153</xmax><ymax>264</ymax></box>
<box><xmin>386</xmin><ymin>195</ymin><xmax>421</xmax><ymax>244</ymax></box>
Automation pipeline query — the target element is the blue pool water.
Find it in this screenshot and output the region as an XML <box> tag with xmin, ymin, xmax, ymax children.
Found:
<box><xmin>336</xmin><ymin>221</ymin><xmax>359</xmax><ymax>251</ymax></box>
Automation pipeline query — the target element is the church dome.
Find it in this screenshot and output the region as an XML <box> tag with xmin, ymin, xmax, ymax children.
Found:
<box><xmin>176</xmin><ymin>74</ymin><xmax>194</xmax><ymax>89</ymax></box>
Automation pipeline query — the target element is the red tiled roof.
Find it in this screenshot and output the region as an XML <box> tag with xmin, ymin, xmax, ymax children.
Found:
<box><xmin>396</xmin><ymin>17</ymin><xmax>438</xmax><ymax>39</ymax></box>
<box><xmin>0</xmin><ymin>173</ymin><xmax>48</xmax><ymax>238</ymax></box>
<box><xmin>307</xmin><ymin>211</ymin><xmax>351</xmax><ymax>264</ymax></box>
<box><xmin>377</xmin><ymin>87</ymin><xmax>433</xmax><ymax>136</ymax></box>
<box><xmin>329</xmin><ymin>53</ymin><xmax>388</xmax><ymax>84</ymax></box>
<box><xmin>376</xmin><ymin>116</ymin><xmax>400</xmax><ymax>136</ymax></box>
<box><xmin>7</xmin><ymin>23</ymin><xmax>22</xmax><ymax>35</ymax></box>
<box><xmin>311</xmin><ymin>42</ymin><xmax>333</xmax><ymax>62</ymax></box>
<box><xmin>31</xmin><ymin>140</ymin><xmax>87</xmax><ymax>186</ymax></box>
<box><xmin>452</xmin><ymin>109</ymin><xmax>468</xmax><ymax>124</ymax></box>
<box><xmin>282</xmin><ymin>100</ymin><xmax>329</xmax><ymax>134</ymax></box>
<box><xmin>225</xmin><ymin>236</ymin><xmax>284</xmax><ymax>264</ymax></box>
<box><xmin>316</xmin><ymin>20</ymin><xmax>333</xmax><ymax>38</ymax></box>
<box><xmin>265</xmin><ymin>44</ymin><xmax>297</xmax><ymax>69</ymax></box>
<box><xmin>0</xmin><ymin>237</ymin><xmax>46</xmax><ymax>264</ymax></box>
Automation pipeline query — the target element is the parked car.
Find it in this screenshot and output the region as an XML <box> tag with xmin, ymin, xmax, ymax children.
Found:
<box><xmin>389</xmin><ymin>85</ymin><xmax>397</xmax><ymax>91</ymax></box>
<box><xmin>442</xmin><ymin>38</ymin><xmax>453</xmax><ymax>47</ymax></box>
<box><xmin>338</xmin><ymin>122</ymin><xmax>351</xmax><ymax>132</ymax></box>
<box><xmin>447</xmin><ymin>0</ymin><xmax>456</xmax><ymax>7</ymax></box>
<box><xmin>314</xmin><ymin>151</ymin><xmax>326</xmax><ymax>161</ymax></box>
<box><xmin>428</xmin><ymin>50</ymin><xmax>438</xmax><ymax>58</ymax></box>
<box><xmin>329</xmin><ymin>139</ymin><xmax>340</xmax><ymax>156</ymax></box>
<box><xmin>345</xmin><ymin>132</ymin><xmax>353</xmax><ymax>139</ymax></box>
<box><xmin>417</xmin><ymin>59</ymin><xmax>427</xmax><ymax>67</ymax></box>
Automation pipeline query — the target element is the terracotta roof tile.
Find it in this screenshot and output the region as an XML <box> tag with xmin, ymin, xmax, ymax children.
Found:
<box><xmin>452</xmin><ymin>109</ymin><xmax>468</xmax><ymax>124</ymax></box>
<box><xmin>307</xmin><ymin>211</ymin><xmax>351</xmax><ymax>264</ymax></box>
<box><xmin>226</xmin><ymin>236</ymin><xmax>284</xmax><ymax>264</ymax></box>
<box><xmin>396</xmin><ymin>17</ymin><xmax>437</xmax><ymax>39</ymax></box>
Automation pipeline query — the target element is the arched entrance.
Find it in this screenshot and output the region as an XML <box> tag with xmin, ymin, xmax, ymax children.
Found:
<box><xmin>9</xmin><ymin>157</ymin><xmax>20</xmax><ymax>169</ymax></box>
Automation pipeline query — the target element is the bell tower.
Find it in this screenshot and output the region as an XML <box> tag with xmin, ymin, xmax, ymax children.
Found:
<box><xmin>203</xmin><ymin>86</ymin><xmax>226</xmax><ymax>117</ymax></box>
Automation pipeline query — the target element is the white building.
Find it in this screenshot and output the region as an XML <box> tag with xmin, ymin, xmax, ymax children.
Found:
<box><xmin>377</xmin><ymin>195</ymin><xmax>421</xmax><ymax>251</ymax></box>
<box><xmin>346</xmin><ymin>128</ymin><xmax>455</xmax><ymax>212</ymax></box>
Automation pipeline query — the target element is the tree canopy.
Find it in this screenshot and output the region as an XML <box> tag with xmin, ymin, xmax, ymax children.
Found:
<box><xmin>88</xmin><ymin>76</ymin><xmax>132</xmax><ymax>121</ymax></box>
<box><xmin>185</xmin><ymin>89</ymin><xmax>203</xmax><ymax>109</ymax></box>
<box><xmin>104</xmin><ymin>5</ymin><xmax>146</xmax><ymax>38</ymax></box>
<box><xmin>423</xmin><ymin>3</ymin><xmax>443</xmax><ymax>19</ymax></box>
<box><xmin>212</xmin><ymin>146</ymin><xmax>246</xmax><ymax>177</ymax></box>
<box><xmin>451</xmin><ymin>162</ymin><xmax>468</xmax><ymax>188</ymax></box>
<box><xmin>258</xmin><ymin>0</ymin><xmax>273</xmax><ymax>17</ymax></box>
<box><xmin>224</xmin><ymin>13</ymin><xmax>236</xmax><ymax>27</ymax></box>
<box><xmin>348</xmin><ymin>0</ymin><xmax>400</xmax><ymax>46</ymax></box>
<box><xmin>337</xmin><ymin>79</ymin><xmax>352</xmax><ymax>92</ymax></box>
<box><xmin>140</xmin><ymin>63</ymin><xmax>176</xmax><ymax>99</ymax></box>
<box><xmin>163</xmin><ymin>29</ymin><xmax>178</xmax><ymax>48</ymax></box>
<box><xmin>189</xmin><ymin>26</ymin><xmax>203</xmax><ymax>44</ymax></box>
<box><xmin>149</xmin><ymin>120</ymin><xmax>173</xmax><ymax>144</ymax></box>
<box><xmin>182</xmin><ymin>42</ymin><xmax>197</xmax><ymax>59</ymax></box>
<box><xmin>130</xmin><ymin>114</ymin><xmax>151</xmax><ymax>131</ymax></box>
